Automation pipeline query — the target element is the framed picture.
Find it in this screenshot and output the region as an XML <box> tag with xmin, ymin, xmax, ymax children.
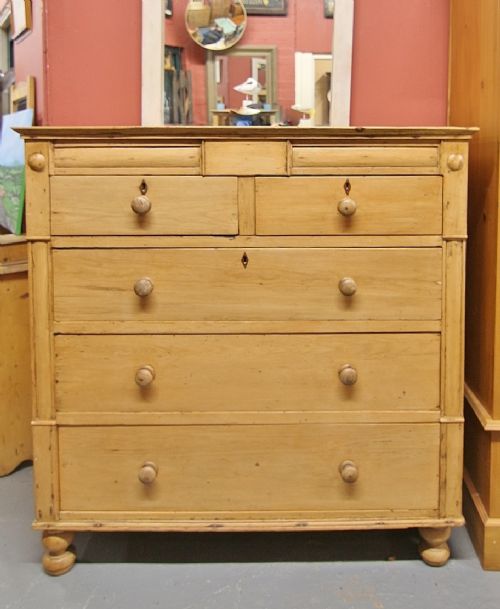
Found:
<box><xmin>242</xmin><ymin>0</ymin><xmax>287</xmax><ymax>16</ymax></box>
<box><xmin>9</xmin><ymin>0</ymin><xmax>31</xmax><ymax>39</ymax></box>
<box><xmin>324</xmin><ymin>0</ymin><xmax>335</xmax><ymax>19</ymax></box>
<box><xmin>165</xmin><ymin>0</ymin><xmax>172</xmax><ymax>18</ymax></box>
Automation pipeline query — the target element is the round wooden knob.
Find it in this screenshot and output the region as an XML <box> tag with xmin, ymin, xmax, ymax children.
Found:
<box><xmin>338</xmin><ymin>277</ymin><xmax>357</xmax><ymax>296</ymax></box>
<box><xmin>134</xmin><ymin>277</ymin><xmax>154</xmax><ymax>297</ymax></box>
<box><xmin>338</xmin><ymin>197</ymin><xmax>357</xmax><ymax>217</ymax></box>
<box><xmin>338</xmin><ymin>364</ymin><xmax>358</xmax><ymax>386</ymax></box>
<box><xmin>135</xmin><ymin>365</ymin><xmax>155</xmax><ymax>387</ymax></box>
<box><xmin>339</xmin><ymin>460</ymin><xmax>359</xmax><ymax>483</ymax></box>
<box><xmin>131</xmin><ymin>195</ymin><xmax>152</xmax><ymax>215</ymax></box>
<box><xmin>28</xmin><ymin>152</ymin><xmax>46</xmax><ymax>172</ymax></box>
<box><xmin>138</xmin><ymin>461</ymin><xmax>158</xmax><ymax>485</ymax></box>
<box><xmin>447</xmin><ymin>154</ymin><xmax>464</xmax><ymax>171</ymax></box>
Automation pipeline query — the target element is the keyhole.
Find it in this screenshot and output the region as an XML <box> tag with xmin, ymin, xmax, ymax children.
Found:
<box><xmin>241</xmin><ymin>252</ymin><xmax>249</xmax><ymax>269</ymax></box>
<box><xmin>140</xmin><ymin>179</ymin><xmax>148</xmax><ymax>195</ymax></box>
<box><xmin>343</xmin><ymin>178</ymin><xmax>351</xmax><ymax>196</ymax></box>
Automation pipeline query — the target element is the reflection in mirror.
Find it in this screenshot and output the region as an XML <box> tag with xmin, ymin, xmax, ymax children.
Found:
<box><xmin>207</xmin><ymin>46</ymin><xmax>277</xmax><ymax>125</ymax></box>
<box><xmin>185</xmin><ymin>0</ymin><xmax>247</xmax><ymax>51</ymax></box>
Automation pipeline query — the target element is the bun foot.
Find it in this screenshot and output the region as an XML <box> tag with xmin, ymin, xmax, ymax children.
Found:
<box><xmin>418</xmin><ymin>526</ymin><xmax>451</xmax><ymax>567</ymax></box>
<box><xmin>42</xmin><ymin>531</ymin><xmax>76</xmax><ymax>576</ymax></box>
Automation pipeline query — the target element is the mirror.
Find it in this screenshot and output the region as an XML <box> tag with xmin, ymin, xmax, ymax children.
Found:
<box><xmin>185</xmin><ymin>0</ymin><xmax>247</xmax><ymax>51</ymax></box>
<box><xmin>141</xmin><ymin>0</ymin><xmax>354</xmax><ymax>127</ymax></box>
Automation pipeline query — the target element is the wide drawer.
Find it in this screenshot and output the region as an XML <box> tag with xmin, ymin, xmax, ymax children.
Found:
<box><xmin>52</xmin><ymin>248</ymin><xmax>442</xmax><ymax>322</ymax></box>
<box><xmin>54</xmin><ymin>334</ymin><xmax>440</xmax><ymax>414</ymax></box>
<box><xmin>256</xmin><ymin>177</ymin><xmax>442</xmax><ymax>235</ymax></box>
<box><xmin>58</xmin><ymin>424</ymin><xmax>440</xmax><ymax>514</ymax></box>
<box><xmin>53</xmin><ymin>146</ymin><xmax>201</xmax><ymax>175</ymax></box>
<box><xmin>50</xmin><ymin>176</ymin><xmax>238</xmax><ymax>235</ymax></box>
<box><xmin>291</xmin><ymin>146</ymin><xmax>439</xmax><ymax>173</ymax></box>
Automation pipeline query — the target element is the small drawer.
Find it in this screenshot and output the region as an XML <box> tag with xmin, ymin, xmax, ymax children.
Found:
<box><xmin>256</xmin><ymin>176</ymin><xmax>442</xmax><ymax>235</ymax></box>
<box><xmin>292</xmin><ymin>146</ymin><xmax>439</xmax><ymax>174</ymax></box>
<box><xmin>204</xmin><ymin>142</ymin><xmax>288</xmax><ymax>175</ymax></box>
<box><xmin>50</xmin><ymin>176</ymin><xmax>238</xmax><ymax>235</ymax></box>
<box><xmin>52</xmin><ymin>247</ymin><xmax>443</xmax><ymax>322</ymax></box>
<box><xmin>53</xmin><ymin>146</ymin><xmax>201</xmax><ymax>175</ymax></box>
<box><xmin>55</xmin><ymin>334</ymin><xmax>440</xmax><ymax>414</ymax></box>
<box><xmin>58</xmin><ymin>424</ymin><xmax>440</xmax><ymax>515</ymax></box>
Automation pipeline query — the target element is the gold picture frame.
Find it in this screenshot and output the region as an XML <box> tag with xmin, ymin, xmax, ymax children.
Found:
<box><xmin>9</xmin><ymin>0</ymin><xmax>31</xmax><ymax>39</ymax></box>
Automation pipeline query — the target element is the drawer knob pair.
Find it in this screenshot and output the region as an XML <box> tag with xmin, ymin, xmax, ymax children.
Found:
<box><xmin>338</xmin><ymin>277</ymin><xmax>357</xmax><ymax>296</ymax></box>
<box><xmin>135</xmin><ymin>365</ymin><xmax>156</xmax><ymax>387</ymax></box>
<box><xmin>339</xmin><ymin>460</ymin><xmax>359</xmax><ymax>483</ymax></box>
<box><xmin>138</xmin><ymin>461</ymin><xmax>158</xmax><ymax>485</ymax></box>
<box><xmin>134</xmin><ymin>277</ymin><xmax>154</xmax><ymax>297</ymax></box>
<box><xmin>131</xmin><ymin>195</ymin><xmax>152</xmax><ymax>215</ymax></box>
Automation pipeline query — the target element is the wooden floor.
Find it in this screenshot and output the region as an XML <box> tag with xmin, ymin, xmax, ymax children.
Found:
<box><xmin>2</xmin><ymin>466</ymin><xmax>500</xmax><ymax>609</ymax></box>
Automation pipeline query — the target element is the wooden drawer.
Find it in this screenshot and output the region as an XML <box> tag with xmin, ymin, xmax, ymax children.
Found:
<box><xmin>256</xmin><ymin>177</ymin><xmax>442</xmax><ymax>235</ymax></box>
<box><xmin>291</xmin><ymin>146</ymin><xmax>439</xmax><ymax>174</ymax></box>
<box><xmin>52</xmin><ymin>248</ymin><xmax>442</xmax><ymax>322</ymax></box>
<box><xmin>54</xmin><ymin>334</ymin><xmax>440</xmax><ymax>414</ymax></box>
<box><xmin>204</xmin><ymin>142</ymin><xmax>287</xmax><ymax>175</ymax></box>
<box><xmin>58</xmin><ymin>424</ymin><xmax>440</xmax><ymax>515</ymax></box>
<box><xmin>50</xmin><ymin>176</ymin><xmax>238</xmax><ymax>235</ymax></box>
<box><xmin>53</xmin><ymin>146</ymin><xmax>201</xmax><ymax>175</ymax></box>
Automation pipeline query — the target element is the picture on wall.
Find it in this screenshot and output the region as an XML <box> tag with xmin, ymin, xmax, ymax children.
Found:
<box><xmin>242</xmin><ymin>0</ymin><xmax>287</xmax><ymax>16</ymax></box>
<box><xmin>9</xmin><ymin>0</ymin><xmax>32</xmax><ymax>38</ymax></box>
<box><xmin>324</xmin><ymin>0</ymin><xmax>334</xmax><ymax>19</ymax></box>
<box><xmin>165</xmin><ymin>0</ymin><xmax>172</xmax><ymax>18</ymax></box>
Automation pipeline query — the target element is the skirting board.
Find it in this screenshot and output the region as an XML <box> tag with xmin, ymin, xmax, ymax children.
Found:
<box><xmin>463</xmin><ymin>469</ymin><xmax>500</xmax><ymax>570</ymax></box>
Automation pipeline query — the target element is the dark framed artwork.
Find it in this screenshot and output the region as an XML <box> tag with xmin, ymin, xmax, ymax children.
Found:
<box><xmin>165</xmin><ymin>0</ymin><xmax>172</xmax><ymax>18</ymax></box>
<box><xmin>242</xmin><ymin>0</ymin><xmax>287</xmax><ymax>16</ymax></box>
<box><xmin>324</xmin><ymin>0</ymin><xmax>334</xmax><ymax>19</ymax></box>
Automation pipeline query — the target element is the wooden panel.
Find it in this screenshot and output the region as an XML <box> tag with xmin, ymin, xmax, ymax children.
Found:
<box><xmin>440</xmin><ymin>142</ymin><xmax>469</xmax><ymax>237</ymax></box>
<box><xmin>56</xmin><ymin>411</ymin><xmax>441</xmax><ymax>426</ymax></box>
<box><xmin>51</xmin><ymin>235</ymin><xmax>444</xmax><ymax>249</ymax></box>
<box><xmin>440</xmin><ymin>422</ymin><xmax>464</xmax><ymax>518</ymax></box>
<box><xmin>52</xmin><ymin>248</ymin><xmax>443</xmax><ymax>322</ymax></box>
<box><xmin>54</xmin><ymin>333</ymin><xmax>441</xmax><ymax>414</ymax></box>
<box><xmin>53</xmin><ymin>320</ymin><xmax>442</xmax><ymax>335</ymax></box>
<box><xmin>0</xmin><ymin>244</ymin><xmax>32</xmax><ymax>475</ymax></box>
<box><xmin>32</xmin><ymin>424</ymin><xmax>58</xmax><ymax>522</ymax></box>
<box><xmin>449</xmin><ymin>0</ymin><xmax>500</xmax><ymax>417</ymax></box>
<box><xmin>238</xmin><ymin>178</ymin><xmax>255</xmax><ymax>235</ymax></box>
<box><xmin>53</xmin><ymin>146</ymin><xmax>201</xmax><ymax>174</ymax></box>
<box><xmin>25</xmin><ymin>142</ymin><xmax>51</xmax><ymax>238</ymax></box>
<box><xmin>29</xmin><ymin>242</ymin><xmax>54</xmax><ymax>420</ymax></box>
<box><xmin>51</xmin><ymin>176</ymin><xmax>238</xmax><ymax>236</ymax></box>
<box><xmin>256</xmin><ymin>176</ymin><xmax>443</xmax><ymax>235</ymax></box>
<box><xmin>441</xmin><ymin>240</ymin><xmax>466</xmax><ymax>417</ymax></box>
<box><xmin>58</xmin><ymin>424</ymin><xmax>440</xmax><ymax>514</ymax></box>
<box><xmin>204</xmin><ymin>142</ymin><xmax>288</xmax><ymax>176</ymax></box>
<box><xmin>292</xmin><ymin>146</ymin><xmax>439</xmax><ymax>169</ymax></box>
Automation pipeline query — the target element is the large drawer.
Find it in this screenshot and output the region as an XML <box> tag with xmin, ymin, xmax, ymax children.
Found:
<box><xmin>256</xmin><ymin>176</ymin><xmax>442</xmax><ymax>235</ymax></box>
<box><xmin>54</xmin><ymin>334</ymin><xmax>440</xmax><ymax>414</ymax></box>
<box><xmin>52</xmin><ymin>248</ymin><xmax>442</xmax><ymax>322</ymax></box>
<box><xmin>58</xmin><ymin>424</ymin><xmax>440</xmax><ymax>515</ymax></box>
<box><xmin>50</xmin><ymin>176</ymin><xmax>238</xmax><ymax>235</ymax></box>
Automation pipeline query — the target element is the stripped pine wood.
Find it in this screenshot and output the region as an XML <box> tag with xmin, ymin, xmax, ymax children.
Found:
<box><xmin>20</xmin><ymin>127</ymin><xmax>472</xmax><ymax>572</ymax></box>
<box><xmin>52</xmin><ymin>248</ymin><xmax>443</xmax><ymax>322</ymax></box>
<box><xmin>51</xmin><ymin>176</ymin><xmax>238</xmax><ymax>235</ymax></box>
<box><xmin>58</xmin><ymin>424</ymin><xmax>440</xmax><ymax>514</ymax></box>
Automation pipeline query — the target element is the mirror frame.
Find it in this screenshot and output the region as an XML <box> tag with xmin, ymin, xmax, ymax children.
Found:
<box><xmin>141</xmin><ymin>0</ymin><xmax>354</xmax><ymax>127</ymax></box>
<box><xmin>206</xmin><ymin>45</ymin><xmax>278</xmax><ymax>119</ymax></box>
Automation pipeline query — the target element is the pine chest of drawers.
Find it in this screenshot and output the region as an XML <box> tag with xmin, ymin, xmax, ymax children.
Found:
<box><xmin>21</xmin><ymin>127</ymin><xmax>474</xmax><ymax>575</ymax></box>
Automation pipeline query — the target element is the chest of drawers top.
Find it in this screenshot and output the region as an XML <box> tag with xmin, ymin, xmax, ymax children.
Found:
<box><xmin>20</xmin><ymin>126</ymin><xmax>475</xmax><ymax>242</ymax></box>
